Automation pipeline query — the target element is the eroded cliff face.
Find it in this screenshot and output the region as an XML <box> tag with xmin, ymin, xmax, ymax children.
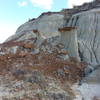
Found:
<box><xmin>8</xmin><ymin>8</ymin><xmax>100</xmax><ymax>71</ymax></box>
<box><xmin>67</xmin><ymin>9</ymin><xmax>100</xmax><ymax>70</ymax></box>
<box><xmin>15</xmin><ymin>14</ymin><xmax>65</xmax><ymax>38</ymax></box>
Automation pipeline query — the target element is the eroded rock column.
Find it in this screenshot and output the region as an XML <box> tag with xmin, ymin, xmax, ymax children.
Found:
<box><xmin>58</xmin><ymin>27</ymin><xmax>80</xmax><ymax>60</ymax></box>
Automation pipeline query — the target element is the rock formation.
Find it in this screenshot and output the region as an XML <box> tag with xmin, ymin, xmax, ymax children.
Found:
<box><xmin>0</xmin><ymin>0</ymin><xmax>100</xmax><ymax>99</ymax></box>
<box><xmin>67</xmin><ymin>9</ymin><xmax>100</xmax><ymax>70</ymax></box>
<box><xmin>58</xmin><ymin>27</ymin><xmax>79</xmax><ymax>60</ymax></box>
<box><xmin>15</xmin><ymin>14</ymin><xmax>65</xmax><ymax>38</ymax></box>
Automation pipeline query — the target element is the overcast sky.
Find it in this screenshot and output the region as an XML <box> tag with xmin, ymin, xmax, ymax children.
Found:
<box><xmin>0</xmin><ymin>0</ymin><xmax>93</xmax><ymax>43</ymax></box>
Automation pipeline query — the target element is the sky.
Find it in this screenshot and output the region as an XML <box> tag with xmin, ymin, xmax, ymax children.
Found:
<box><xmin>0</xmin><ymin>0</ymin><xmax>93</xmax><ymax>43</ymax></box>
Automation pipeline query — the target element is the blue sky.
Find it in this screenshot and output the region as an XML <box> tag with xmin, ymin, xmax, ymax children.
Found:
<box><xmin>0</xmin><ymin>0</ymin><xmax>92</xmax><ymax>43</ymax></box>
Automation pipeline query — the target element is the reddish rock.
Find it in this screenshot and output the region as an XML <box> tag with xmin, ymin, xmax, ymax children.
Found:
<box><xmin>23</xmin><ymin>43</ymin><xmax>34</xmax><ymax>49</ymax></box>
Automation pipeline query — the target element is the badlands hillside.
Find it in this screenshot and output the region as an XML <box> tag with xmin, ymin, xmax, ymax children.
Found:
<box><xmin>0</xmin><ymin>0</ymin><xmax>100</xmax><ymax>100</ymax></box>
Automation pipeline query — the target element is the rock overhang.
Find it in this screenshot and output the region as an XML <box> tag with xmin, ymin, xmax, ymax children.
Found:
<box><xmin>32</xmin><ymin>29</ymin><xmax>39</xmax><ymax>33</ymax></box>
<box><xmin>58</xmin><ymin>27</ymin><xmax>77</xmax><ymax>32</ymax></box>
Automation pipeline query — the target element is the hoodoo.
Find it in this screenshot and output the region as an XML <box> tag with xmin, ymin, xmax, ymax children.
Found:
<box><xmin>58</xmin><ymin>27</ymin><xmax>80</xmax><ymax>60</ymax></box>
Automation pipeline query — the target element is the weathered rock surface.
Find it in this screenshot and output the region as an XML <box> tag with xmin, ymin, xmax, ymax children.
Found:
<box><xmin>16</xmin><ymin>14</ymin><xmax>65</xmax><ymax>38</ymax></box>
<box><xmin>67</xmin><ymin>9</ymin><xmax>100</xmax><ymax>69</ymax></box>
<box><xmin>77</xmin><ymin>67</ymin><xmax>100</xmax><ymax>100</ymax></box>
<box><xmin>6</xmin><ymin>30</ymin><xmax>37</xmax><ymax>42</ymax></box>
<box><xmin>58</xmin><ymin>27</ymin><xmax>79</xmax><ymax>60</ymax></box>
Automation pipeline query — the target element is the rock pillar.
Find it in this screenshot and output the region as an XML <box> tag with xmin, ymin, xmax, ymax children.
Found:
<box><xmin>58</xmin><ymin>27</ymin><xmax>80</xmax><ymax>60</ymax></box>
